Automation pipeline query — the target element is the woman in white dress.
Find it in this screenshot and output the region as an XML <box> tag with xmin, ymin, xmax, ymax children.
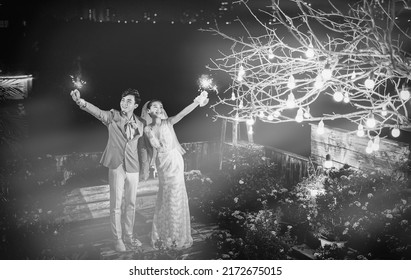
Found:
<box><xmin>141</xmin><ymin>92</ymin><xmax>208</xmax><ymax>249</ymax></box>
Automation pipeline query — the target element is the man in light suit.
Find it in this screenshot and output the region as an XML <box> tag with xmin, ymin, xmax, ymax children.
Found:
<box><xmin>71</xmin><ymin>88</ymin><xmax>147</xmax><ymax>252</ymax></box>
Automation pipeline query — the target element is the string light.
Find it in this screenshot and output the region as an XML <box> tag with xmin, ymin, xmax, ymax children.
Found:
<box><xmin>239</xmin><ymin>99</ymin><xmax>244</xmax><ymax>109</ymax></box>
<box><xmin>237</xmin><ymin>65</ymin><xmax>245</xmax><ymax>82</ymax></box>
<box><xmin>351</xmin><ymin>72</ymin><xmax>357</xmax><ymax>80</ymax></box>
<box><xmin>372</xmin><ymin>135</ymin><xmax>380</xmax><ymax>151</ymax></box>
<box><xmin>305</xmin><ymin>43</ymin><xmax>315</xmax><ymax>58</ymax></box>
<box><xmin>356</xmin><ymin>123</ymin><xmax>365</xmax><ymax>137</ymax></box>
<box><xmin>399</xmin><ymin>87</ymin><xmax>410</xmax><ymax>100</ymax></box>
<box><xmin>317</xmin><ymin>119</ymin><xmax>325</xmax><ymax>134</ymax></box>
<box><xmin>268</xmin><ymin>48</ymin><xmax>275</xmax><ymax>59</ymax></box>
<box><xmin>295</xmin><ymin>107</ymin><xmax>304</xmax><ymax>122</ymax></box>
<box><xmin>303</xmin><ymin>107</ymin><xmax>311</xmax><ymax>118</ymax></box>
<box><xmin>246</xmin><ymin>118</ymin><xmax>255</xmax><ymax>125</ymax></box>
<box><xmin>286</xmin><ymin>93</ymin><xmax>296</xmax><ymax>108</ymax></box>
<box><xmin>287</xmin><ymin>75</ymin><xmax>296</xmax><ymax>89</ymax></box>
<box><xmin>321</xmin><ymin>64</ymin><xmax>332</xmax><ymax>80</ymax></box>
<box><xmin>381</xmin><ymin>104</ymin><xmax>387</xmax><ymax>116</ymax></box>
<box><xmin>314</xmin><ymin>75</ymin><xmax>324</xmax><ymax>89</ymax></box>
<box><xmin>391</xmin><ymin>127</ymin><xmax>400</xmax><ymax>137</ymax></box>
<box><xmin>208</xmin><ymin>1</ymin><xmax>411</xmax><ymax>137</ymax></box>
<box><xmin>364</xmin><ymin>76</ymin><xmax>375</xmax><ymax>89</ymax></box>
<box><xmin>231</xmin><ymin>92</ymin><xmax>236</xmax><ymax>100</ymax></box>
<box><xmin>343</xmin><ymin>92</ymin><xmax>350</xmax><ymax>103</ymax></box>
<box><xmin>366</xmin><ymin>139</ymin><xmax>373</xmax><ymax>154</ymax></box>
<box><xmin>366</xmin><ymin>114</ymin><xmax>376</xmax><ymax>128</ymax></box>
<box><xmin>333</xmin><ymin>89</ymin><xmax>344</xmax><ymax>102</ymax></box>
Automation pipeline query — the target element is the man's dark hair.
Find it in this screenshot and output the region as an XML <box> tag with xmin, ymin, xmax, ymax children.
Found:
<box><xmin>121</xmin><ymin>88</ymin><xmax>141</xmax><ymax>105</ymax></box>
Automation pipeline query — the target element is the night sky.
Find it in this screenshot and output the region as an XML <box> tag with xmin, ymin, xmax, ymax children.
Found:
<box><xmin>1</xmin><ymin>0</ymin><xmax>409</xmax><ymax>158</ymax></box>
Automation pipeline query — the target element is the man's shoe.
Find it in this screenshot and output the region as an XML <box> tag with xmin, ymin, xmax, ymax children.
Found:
<box><xmin>124</xmin><ymin>235</ymin><xmax>142</xmax><ymax>247</ymax></box>
<box><xmin>114</xmin><ymin>239</ymin><xmax>126</xmax><ymax>252</ymax></box>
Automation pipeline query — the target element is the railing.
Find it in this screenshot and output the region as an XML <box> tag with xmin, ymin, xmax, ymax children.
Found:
<box><xmin>52</xmin><ymin>141</ymin><xmax>309</xmax><ymax>186</ymax></box>
<box><xmin>263</xmin><ymin>145</ymin><xmax>310</xmax><ymax>187</ymax></box>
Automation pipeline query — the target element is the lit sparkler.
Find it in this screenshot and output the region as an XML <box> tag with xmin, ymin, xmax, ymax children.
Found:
<box><xmin>198</xmin><ymin>74</ymin><xmax>218</xmax><ymax>93</ymax></box>
<box><xmin>70</xmin><ymin>75</ymin><xmax>86</xmax><ymax>89</ymax></box>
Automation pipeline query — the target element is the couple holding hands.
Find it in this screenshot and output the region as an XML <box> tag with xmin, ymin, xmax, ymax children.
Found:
<box><xmin>70</xmin><ymin>88</ymin><xmax>208</xmax><ymax>252</ymax></box>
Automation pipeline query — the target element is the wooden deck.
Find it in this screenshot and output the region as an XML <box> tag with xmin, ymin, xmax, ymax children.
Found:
<box><xmin>56</xmin><ymin>179</ymin><xmax>315</xmax><ymax>260</ymax></box>
<box><xmin>56</xmin><ymin>179</ymin><xmax>219</xmax><ymax>260</ymax></box>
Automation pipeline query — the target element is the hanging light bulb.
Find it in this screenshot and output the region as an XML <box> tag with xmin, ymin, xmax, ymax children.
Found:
<box><xmin>364</xmin><ymin>74</ymin><xmax>375</xmax><ymax>89</ymax></box>
<box><xmin>343</xmin><ymin>92</ymin><xmax>350</xmax><ymax>103</ymax></box>
<box><xmin>391</xmin><ymin>127</ymin><xmax>400</xmax><ymax>138</ymax></box>
<box><xmin>321</xmin><ymin>64</ymin><xmax>332</xmax><ymax>80</ymax></box>
<box><xmin>287</xmin><ymin>75</ymin><xmax>296</xmax><ymax>89</ymax></box>
<box><xmin>317</xmin><ymin>119</ymin><xmax>325</xmax><ymax>135</ymax></box>
<box><xmin>273</xmin><ymin>110</ymin><xmax>281</xmax><ymax>118</ymax></box>
<box><xmin>351</xmin><ymin>71</ymin><xmax>357</xmax><ymax>80</ymax></box>
<box><xmin>356</xmin><ymin>124</ymin><xmax>365</xmax><ymax>137</ymax></box>
<box><xmin>258</xmin><ymin>111</ymin><xmax>265</xmax><ymax>118</ymax></box>
<box><xmin>372</xmin><ymin>136</ymin><xmax>380</xmax><ymax>151</ymax></box>
<box><xmin>381</xmin><ymin>104</ymin><xmax>387</xmax><ymax>116</ymax></box>
<box><xmin>333</xmin><ymin>90</ymin><xmax>344</xmax><ymax>102</ymax></box>
<box><xmin>237</xmin><ymin>65</ymin><xmax>245</xmax><ymax>81</ymax></box>
<box><xmin>324</xmin><ymin>154</ymin><xmax>333</xmax><ymax>169</ymax></box>
<box><xmin>239</xmin><ymin>99</ymin><xmax>244</xmax><ymax>109</ymax></box>
<box><xmin>246</xmin><ymin>118</ymin><xmax>255</xmax><ymax>126</ymax></box>
<box><xmin>295</xmin><ymin>107</ymin><xmax>304</xmax><ymax>123</ymax></box>
<box><xmin>267</xmin><ymin>114</ymin><xmax>274</xmax><ymax>121</ymax></box>
<box><xmin>303</xmin><ymin>107</ymin><xmax>311</xmax><ymax>118</ymax></box>
<box><xmin>314</xmin><ymin>75</ymin><xmax>324</xmax><ymax>89</ymax></box>
<box><xmin>399</xmin><ymin>88</ymin><xmax>410</xmax><ymax>100</ymax></box>
<box><xmin>248</xmin><ymin>126</ymin><xmax>254</xmax><ymax>135</ymax></box>
<box><xmin>366</xmin><ymin>140</ymin><xmax>373</xmax><ymax>154</ymax></box>
<box><xmin>268</xmin><ymin>48</ymin><xmax>275</xmax><ymax>60</ymax></box>
<box><xmin>286</xmin><ymin>93</ymin><xmax>296</xmax><ymax>108</ymax></box>
<box><xmin>305</xmin><ymin>43</ymin><xmax>315</xmax><ymax>58</ymax></box>
<box><xmin>366</xmin><ymin>115</ymin><xmax>376</xmax><ymax>128</ymax></box>
<box><xmin>231</xmin><ymin>92</ymin><xmax>236</xmax><ymax>101</ymax></box>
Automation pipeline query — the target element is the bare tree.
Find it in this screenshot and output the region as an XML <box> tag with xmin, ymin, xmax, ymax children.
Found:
<box><xmin>205</xmin><ymin>0</ymin><xmax>411</xmax><ymax>151</ymax></box>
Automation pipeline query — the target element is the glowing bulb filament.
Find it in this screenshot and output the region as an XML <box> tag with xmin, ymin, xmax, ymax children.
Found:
<box><xmin>305</xmin><ymin>43</ymin><xmax>315</xmax><ymax>58</ymax></box>
<box><xmin>400</xmin><ymin>88</ymin><xmax>410</xmax><ymax>100</ymax></box>
<box><xmin>366</xmin><ymin>115</ymin><xmax>376</xmax><ymax>128</ymax></box>
<box><xmin>333</xmin><ymin>90</ymin><xmax>343</xmax><ymax>102</ymax></box>
<box><xmin>364</xmin><ymin>78</ymin><xmax>375</xmax><ymax>89</ymax></box>
<box><xmin>237</xmin><ymin>66</ymin><xmax>245</xmax><ymax>81</ymax></box>
<box><xmin>268</xmin><ymin>48</ymin><xmax>274</xmax><ymax>59</ymax></box>
<box><xmin>314</xmin><ymin>75</ymin><xmax>324</xmax><ymax>89</ymax></box>
<box><xmin>317</xmin><ymin>119</ymin><xmax>325</xmax><ymax>135</ymax></box>
<box><xmin>391</xmin><ymin>127</ymin><xmax>400</xmax><ymax>138</ymax></box>
<box><xmin>343</xmin><ymin>92</ymin><xmax>350</xmax><ymax>103</ymax></box>
<box><xmin>295</xmin><ymin>108</ymin><xmax>304</xmax><ymax>123</ymax></box>
<box><xmin>366</xmin><ymin>140</ymin><xmax>373</xmax><ymax>154</ymax></box>
<box><xmin>239</xmin><ymin>99</ymin><xmax>244</xmax><ymax>109</ymax></box>
<box><xmin>287</xmin><ymin>75</ymin><xmax>296</xmax><ymax>89</ymax></box>
<box><xmin>356</xmin><ymin>124</ymin><xmax>365</xmax><ymax>137</ymax></box>
<box><xmin>286</xmin><ymin>93</ymin><xmax>296</xmax><ymax>108</ymax></box>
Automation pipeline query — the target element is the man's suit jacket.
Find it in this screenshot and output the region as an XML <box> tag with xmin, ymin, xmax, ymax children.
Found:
<box><xmin>81</xmin><ymin>102</ymin><xmax>146</xmax><ymax>173</ymax></box>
